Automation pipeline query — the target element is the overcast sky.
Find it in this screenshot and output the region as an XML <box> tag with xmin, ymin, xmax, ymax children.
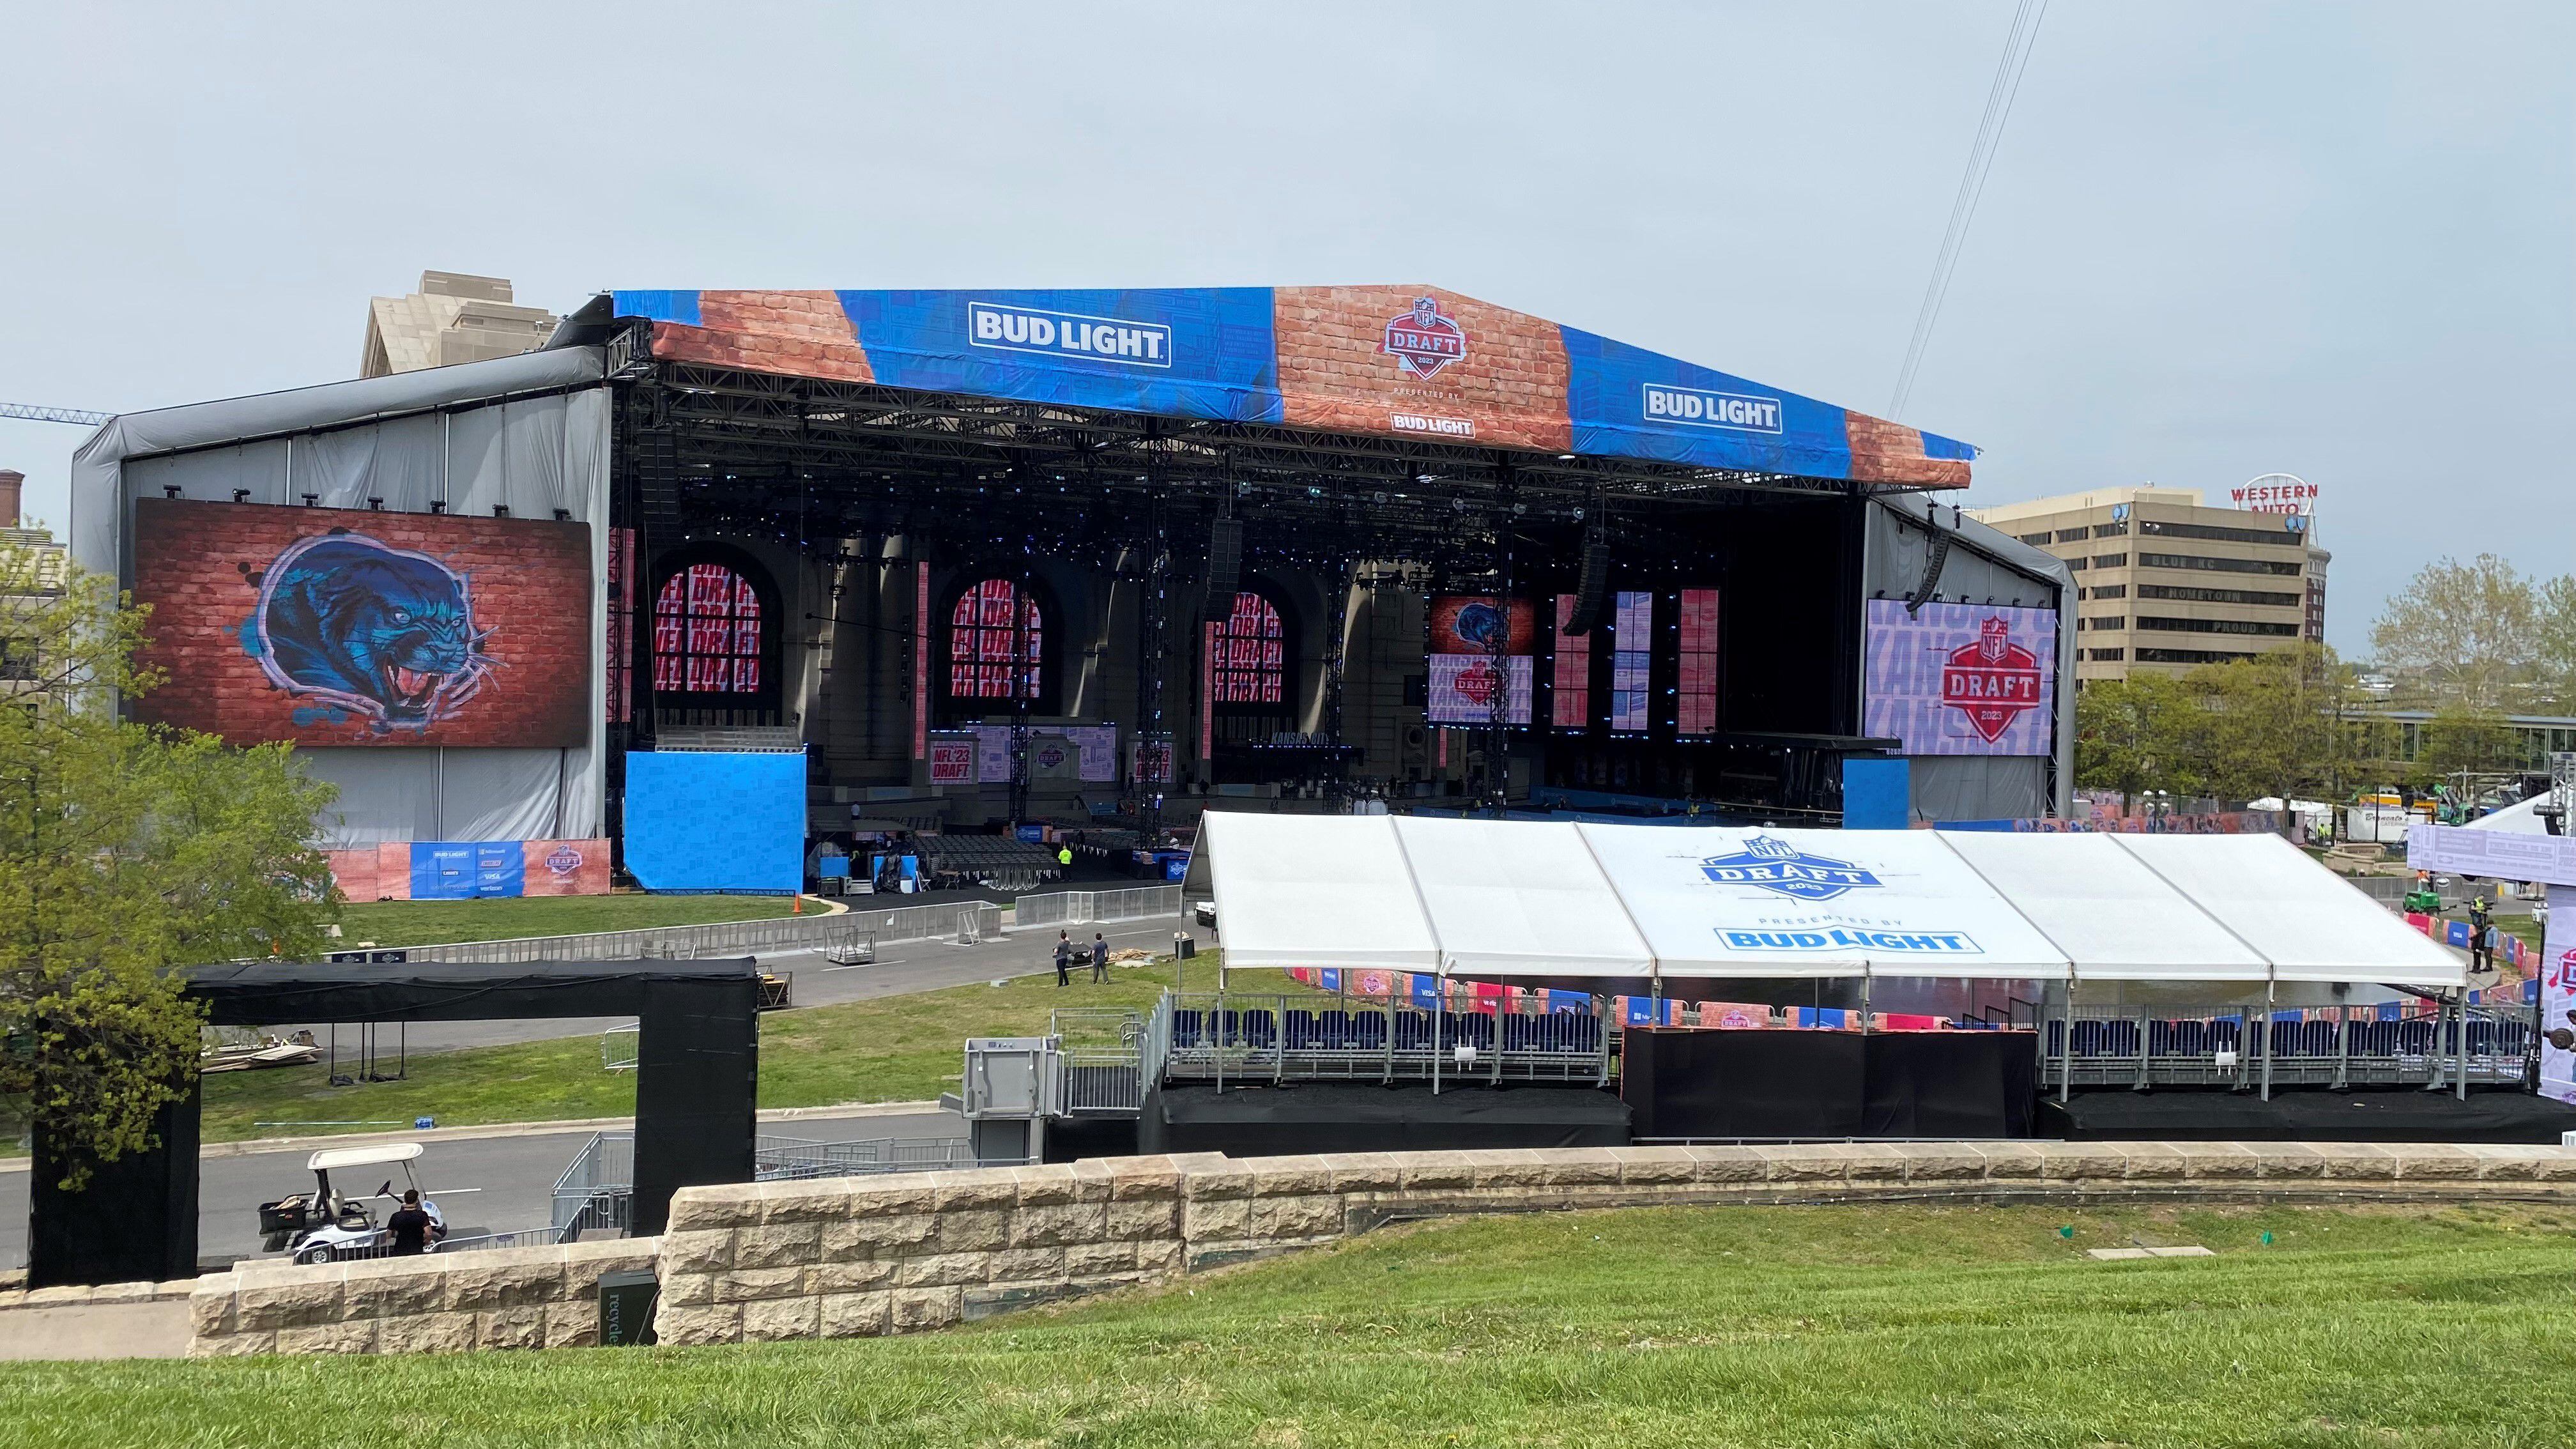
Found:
<box><xmin>3</xmin><ymin>2</ymin><xmax>2566</xmax><ymax>654</ymax></box>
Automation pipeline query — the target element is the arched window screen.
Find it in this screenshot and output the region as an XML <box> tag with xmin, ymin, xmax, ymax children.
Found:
<box><xmin>654</xmin><ymin>563</ymin><xmax>763</xmax><ymax>693</ymax></box>
<box><xmin>1208</xmin><ymin>591</ymin><xmax>1285</xmax><ymax>705</ymax></box>
<box><xmin>949</xmin><ymin>578</ymin><xmax>1043</xmax><ymax>699</ymax></box>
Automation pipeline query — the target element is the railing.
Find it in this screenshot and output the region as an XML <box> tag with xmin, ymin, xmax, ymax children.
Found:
<box><xmin>390</xmin><ymin>916</ymin><xmax>877</xmax><ymax>964</ymax></box>
<box><xmin>2037</xmin><ymin>1002</ymin><xmax>2533</xmax><ymax>1095</ymax></box>
<box><xmin>601</xmin><ymin>1023</ymin><xmax>640</xmax><ymax>1072</ymax></box>
<box><xmin>1052</xmin><ymin>1008</ymin><xmax>1146</xmax><ymax>1112</ymax></box>
<box><xmin>546</xmin><ymin>1129</ymin><xmax>1001</xmax><ymax>1239</ymax></box>
<box><xmin>1149</xmin><ymin>991</ymin><xmax>1612</xmax><ymax>1090</ymax></box>
<box><xmin>1009</xmin><ymin>885</ymin><xmax>1183</xmax><ymax>930</ymax></box>
<box><xmin>854</xmin><ymin>900</ymin><xmax>1002</xmax><ymax>946</ymax></box>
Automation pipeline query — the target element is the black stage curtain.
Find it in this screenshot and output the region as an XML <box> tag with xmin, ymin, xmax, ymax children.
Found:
<box><xmin>2041</xmin><ymin>1087</ymin><xmax>2576</xmax><ymax>1145</ymax></box>
<box><xmin>1140</xmin><ymin>1082</ymin><xmax>1630</xmax><ymax>1158</ymax></box>
<box><xmin>1623</xmin><ymin>1029</ymin><xmax>2035</xmax><ymax>1140</ymax></box>
<box><xmin>631</xmin><ymin>974</ymin><xmax>761</xmax><ymax>1236</ymax></box>
<box><xmin>27</xmin><ymin>1080</ymin><xmax>200</xmax><ymax>1289</ymax></box>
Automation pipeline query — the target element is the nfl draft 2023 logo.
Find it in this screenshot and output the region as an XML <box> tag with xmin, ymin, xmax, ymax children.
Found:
<box><xmin>1699</xmin><ymin>835</ymin><xmax>1881</xmax><ymax>901</ymax></box>
<box><xmin>1381</xmin><ymin>296</ymin><xmax>1467</xmax><ymax>380</ymax></box>
<box><xmin>1941</xmin><ymin>616</ymin><xmax>2042</xmax><ymax>744</ymax></box>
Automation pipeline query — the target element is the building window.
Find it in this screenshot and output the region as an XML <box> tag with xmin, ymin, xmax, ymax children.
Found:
<box><xmin>2137</xmin><ymin>552</ymin><xmax>2304</xmax><ymax>578</ymax></box>
<box><xmin>653</xmin><ymin>562</ymin><xmax>763</xmax><ymax>694</ymax></box>
<box><xmin>2087</xmin><ymin>648</ymin><xmax>2125</xmax><ymax>663</ymax></box>
<box><xmin>2094</xmin><ymin>617</ymin><xmax>2126</xmax><ymax>631</ymax></box>
<box><xmin>2092</xmin><ymin>553</ymin><xmax>2129</xmax><ymax>569</ymax></box>
<box><xmin>2018</xmin><ymin>531</ymin><xmax>2053</xmax><ymax>546</ymax></box>
<box><xmin>2091</xmin><ymin>584</ymin><xmax>2128</xmax><ymax>599</ymax></box>
<box><xmin>1207</xmin><ymin>590</ymin><xmax>1285</xmax><ymax>705</ymax></box>
<box><xmin>2054</xmin><ymin>528</ymin><xmax>2089</xmax><ymax>542</ymax></box>
<box><xmin>947</xmin><ymin>578</ymin><xmax>1043</xmax><ymax>700</ymax></box>
<box><xmin>2136</xmin><ymin>583</ymin><xmax>2296</xmax><ymax>607</ymax></box>
<box><xmin>2135</xmin><ymin>615</ymin><xmax>2300</xmax><ymax>637</ymax></box>
<box><xmin>2136</xmin><ymin>647</ymin><xmax>2259</xmax><ymax>665</ymax></box>
<box><xmin>2092</xmin><ymin>522</ymin><xmax>2130</xmax><ymax>537</ymax></box>
<box><xmin>0</xmin><ymin>637</ymin><xmax>33</xmax><ymax>680</ymax></box>
<box><xmin>2137</xmin><ymin>518</ymin><xmax>2297</xmax><ymax>546</ymax></box>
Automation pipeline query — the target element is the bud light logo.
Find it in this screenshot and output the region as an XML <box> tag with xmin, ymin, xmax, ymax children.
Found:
<box><xmin>543</xmin><ymin>845</ymin><xmax>583</xmax><ymax>875</ymax></box>
<box><xmin>968</xmin><ymin>302</ymin><xmax>1172</xmax><ymax>369</ymax></box>
<box><xmin>1941</xmin><ymin>617</ymin><xmax>2042</xmax><ymax>743</ymax></box>
<box><xmin>1641</xmin><ymin>384</ymin><xmax>1783</xmax><ymax>434</ymax></box>
<box><xmin>1699</xmin><ymin>835</ymin><xmax>1882</xmax><ymax>901</ymax></box>
<box><xmin>1381</xmin><ymin>296</ymin><xmax>1467</xmax><ymax>380</ymax></box>
<box><xmin>1719</xmin><ymin>927</ymin><xmax>1983</xmax><ymax>954</ymax></box>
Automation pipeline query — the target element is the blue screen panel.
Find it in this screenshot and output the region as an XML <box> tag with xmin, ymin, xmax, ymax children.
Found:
<box><xmin>408</xmin><ymin>841</ymin><xmax>525</xmax><ymax>899</ymax></box>
<box><xmin>624</xmin><ymin>749</ymin><xmax>805</xmax><ymax>894</ymax></box>
<box><xmin>1841</xmin><ymin>757</ymin><xmax>1912</xmax><ymax>829</ymax></box>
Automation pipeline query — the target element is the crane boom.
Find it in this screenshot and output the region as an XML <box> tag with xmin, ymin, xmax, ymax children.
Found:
<box><xmin>1</xmin><ymin>402</ymin><xmax>112</xmax><ymax>426</ymax></box>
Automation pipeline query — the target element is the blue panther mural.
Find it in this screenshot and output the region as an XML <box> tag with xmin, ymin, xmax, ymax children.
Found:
<box><xmin>245</xmin><ymin>530</ymin><xmax>496</xmax><ymax>734</ymax></box>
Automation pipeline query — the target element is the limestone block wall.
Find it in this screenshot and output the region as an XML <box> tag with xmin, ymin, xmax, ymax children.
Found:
<box><xmin>187</xmin><ymin>1238</ymin><xmax>656</xmax><ymax>1356</ymax></box>
<box><xmin>182</xmin><ymin>1142</ymin><xmax>2576</xmax><ymax>1356</ymax></box>
<box><xmin>652</xmin><ymin>1140</ymin><xmax>2576</xmax><ymax>1349</ymax></box>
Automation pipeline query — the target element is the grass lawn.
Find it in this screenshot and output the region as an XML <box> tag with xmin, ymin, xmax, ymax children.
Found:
<box><xmin>198</xmin><ymin>960</ymin><xmax>1303</xmax><ymax>1142</ymax></box>
<box><xmin>332</xmin><ymin>894</ymin><xmax>810</xmax><ymax>949</ymax></box>
<box><xmin>6</xmin><ymin>1200</ymin><xmax>2575</xmax><ymax>1446</ymax></box>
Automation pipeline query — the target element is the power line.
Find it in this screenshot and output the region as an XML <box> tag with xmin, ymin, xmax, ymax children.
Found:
<box><xmin>0</xmin><ymin>402</ymin><xmax>112</xmax><ymax>427</ymax></box>
<box><xmin>1887</xmin><ymin>0</ymin><xmax>2050</xmax><ymax>422</ymax></box>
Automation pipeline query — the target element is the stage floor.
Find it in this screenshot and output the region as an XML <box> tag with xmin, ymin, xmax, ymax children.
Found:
<box><xmin>2039</xmin><ymin>1088</ymin><xmax>2576</xmax><ymax>1144</ymax></box>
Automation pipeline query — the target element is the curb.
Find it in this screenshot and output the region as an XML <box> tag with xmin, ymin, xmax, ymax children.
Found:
<box><xmin>0</xmin><ymin>1100</ymin><xmax>949</xmax><ymax>1172</ymax></box>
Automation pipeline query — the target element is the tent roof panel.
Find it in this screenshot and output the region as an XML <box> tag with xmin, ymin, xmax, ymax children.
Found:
<box><xmin>1388</xmin><ymin>816</ymin><xmax>1652</xmax><ymax>976</ymax></box>
<box><xmin>1573</xmin><ymin>824</ymin><xmax>2071</xmax><ymax>980</ymax></box>
<box><xmin>2107</xmin><ymin>834</ymin><xmax>2464</xmax><ymax>987</ymax></box>
<box><xmin>1938</xmin><ymin>831</ymin><xmax>2267</xmax><ymax>981</ymax></box>
<box><xmin>1200</xmin><ymin>813</ymin><xmax>1438</xmax><ymax>971</ymax></box>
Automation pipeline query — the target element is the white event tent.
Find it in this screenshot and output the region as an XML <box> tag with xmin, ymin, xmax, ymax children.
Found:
<box><xmin>1200</xmin><ymin>815</ymin><xmax>2464</xmax><ymax>992</ymax></box>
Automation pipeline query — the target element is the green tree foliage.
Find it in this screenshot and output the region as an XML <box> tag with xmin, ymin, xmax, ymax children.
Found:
<box><xmin>2370</xmin><ymin>555</ymin><xmax>2536</xmax><ymax>710</ymax></box>
<box><xmin>0</xmin><ymin>544</ymin><xmax>337</xmax><ymax>1188</ymax></box>
<box><xmin>2411</xmin><ymin>703</ymin><xmax>2519</xmax><ymax>790</ymax></box>
<box><xmin>2073</xmin><ymin>672</ymin><xmax>2206</xmax><ymax>805</ymax></box>
<box><xmin>2533</xmin><ymin>575</ymin><xmax>2576</xmax><ymax>715</ymax></box>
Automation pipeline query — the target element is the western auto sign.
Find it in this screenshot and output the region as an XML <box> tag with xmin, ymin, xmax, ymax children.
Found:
<box><xmin>2228</xmin><ymin>473</ymin><xmax>2319</xmax><ymax>516</ymax></box>
<box><xmin>1863</xmin><ymin>600</ymin><xmax>2058</xmax><ymax>756</ymax></box>
<box><xmin>1381</xmin><ymin>296</ymin><xmax>1467</xmax><ymax>380</ymax></box>
<box><xmin>1941</xmin><ymin>617</ymin><xmax>2043</xmax><ymax>743</ymax></box>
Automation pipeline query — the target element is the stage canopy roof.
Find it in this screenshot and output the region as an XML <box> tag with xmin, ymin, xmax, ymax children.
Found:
<box><xmin>607</xmin><ymin>286</ymin><xmax>1975</xmax><ymax>488</ymax></box>
<box><xmin>1200</xmin><ymin>815</ymin><xmax>2465</xmax><ymax>988</ymax></box>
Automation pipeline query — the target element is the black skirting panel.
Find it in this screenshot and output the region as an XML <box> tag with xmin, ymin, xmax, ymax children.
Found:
<box><xmin>27</xmin><ymin>1080</ymin><xmax>201</xmax><ymax>1289</ymax></box>
<box><xmin>1622</xmin><ymin>1028</ymin><xmax>2036</xmax><ymax>1140</ymax></box>
<box><xmin>2041</xmin><ymin>1087</ymin><xmax>2576</xmax><ymax>1145</ymax></box>
<box><xmin>1140</xmin><ymin>1082</ymin><xmax>1630</xmax><ymax>1158</ymax></box>
<box><xmin>1043</xmin><ymin>1116</ymin><xmax>1141</xmax><ymax>1163</ymax></box>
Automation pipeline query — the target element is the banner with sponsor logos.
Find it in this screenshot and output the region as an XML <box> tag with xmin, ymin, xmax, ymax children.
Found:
<box><xmin>611</xmin><ymin>288</ymin><xmax>1975</xmax><ymax>487</ymax></box>
<box><xmin>325</xmin><ymin>838</ymin><xmax>611</xmax><ymax>901</ymax></box>
<box><xmin>2543</xmin><ymin>910</ymin><xmax>2576</xmax><ymax>1106</ymax></box>
<box><xmin>1862</xmin><ymin>600</ymin><xmax>2058</xmax><ymax>756</ymax></box>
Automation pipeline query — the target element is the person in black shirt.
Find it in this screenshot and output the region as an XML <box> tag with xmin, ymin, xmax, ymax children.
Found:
<box><xmin>387</xmin><ymin>1189</ymin><xmax>436</xmax><ymax>1255</ymax></box>
<box><xmin>1054</xmin><ymin>932</ymin><xmax>1073</xmax><ymax>986</ymax></box>
<box><xmin>1091</xmin><ymin>932</ymin><xmax>1108</xmax><ymax>983</ymax></box>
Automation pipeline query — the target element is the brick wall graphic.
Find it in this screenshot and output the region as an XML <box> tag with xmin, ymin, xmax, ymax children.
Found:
<box><xmin>1273</xmin><ymin>285</ymin><xmax>1572</xmax><ymax>452</ymax></box>
<box><xmin>132</xmin><ymin>499</ymin><xmax>592</xmax><ymax>748</ymax></box>
<box><xmin>649</xmin><ymin>290</ymin><xmax>875</xmax><ymax>385</ymax></box>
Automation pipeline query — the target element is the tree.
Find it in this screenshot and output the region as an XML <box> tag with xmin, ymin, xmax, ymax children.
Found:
<box><xmin>0</xmin><ymin>543</ymin><xmax>337</xmax><ymax>1188</ymax></box>
<box><xmin>2181</xmin><ymin>644</ymin><xmax>2363</xmax><ymax>822</ymax></box>
<box><xmin>2074</xmin><ymin>672</ymin><xmax>2207</xmax><ymax>806</ymax></box>
<box><xmin>2411</xmin><ymin>702</ymin><xmax>2519</xmax><ymax>792</ymax></box>
<box><xmin>2370</xmin><ymin>555</ymin><xmax>2536</xmax><ymax>710</ymax></box>
<box><xmin>2531</xmin><ymin>574</ymin><xmax>2576</xmax><ymax>715</ymax></box>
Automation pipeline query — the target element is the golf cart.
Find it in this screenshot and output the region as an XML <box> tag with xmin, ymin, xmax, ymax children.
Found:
<box><xmin>257</xmin><ymin>1142</ymin><xmax>447</xmax><ymax>1263</ymax></box>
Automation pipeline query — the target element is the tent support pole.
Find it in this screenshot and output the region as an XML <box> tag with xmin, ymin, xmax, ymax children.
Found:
<box><xmin>2056</xmin><ymin>979</ymin><xmax>2072</xmax><ymax>1105</ymax></box>
<box><xmin>2260</xmin><ymin>976</ymin><xmax>2275</xmax><ymax>1102</ymax></box>
<box><xmin>1432</xmin><ymin>967</ymin><xmax>1445</xmax><ymax>1097</ymax></box>
<box><xmin>1860</xmin><ymin>967</ymin><xmax>1872</xmax><ymax>1034</ymax></box>
<box><xmin>2457</xmin><ymin>992</ymin><xmax>2469</xmax><ymax>1101</ymax></box>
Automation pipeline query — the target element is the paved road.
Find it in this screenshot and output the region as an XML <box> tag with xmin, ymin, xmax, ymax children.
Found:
<box><xmin>273</xmin><ymin>912</ymin><xmax>1199</xmax><ymax>1057</ymax></box>
<box><xmin>0</xmin><ymin>1109</ymin><xmax>962</xmax><ymax>1274</ymax></box>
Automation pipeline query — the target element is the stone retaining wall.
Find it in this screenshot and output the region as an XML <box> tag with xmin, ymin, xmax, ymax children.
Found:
<box><xmin>181</xmin><ymin>1141</ymin><xmax>2576</xmax><ymax>1356</ymax></box>
<box><xmin>650</xmin><ymin>1140</ymin><xmax>2576</xmax><ymax>1349</ymax></box>
<box><xmin>187</xmin><ymin>1238</ymin><xmax>655</xmax><ymax>1356</ymax></box>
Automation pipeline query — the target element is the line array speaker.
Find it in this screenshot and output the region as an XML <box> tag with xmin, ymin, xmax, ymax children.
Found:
<box><xmin>1565</xmin><ymin>532</ymin><xmax>1609</xmax><ymax>634</ymax></box>
<box><xmin>1200</xmin><ymin>518</ymin><xmax>1242</xmax><ymax>620</ymax></box>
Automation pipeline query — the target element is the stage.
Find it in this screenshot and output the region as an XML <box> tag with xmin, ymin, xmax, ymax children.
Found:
<box><xmin>2040</xmin><ymin>1087</ymin><xmax>2576</xmax><ymax>1145</ymax></box>
<box><xmin>1137</xmin><ymin>1082</ymin><xmax>1630</xmax><ymax>1157</ymax></box>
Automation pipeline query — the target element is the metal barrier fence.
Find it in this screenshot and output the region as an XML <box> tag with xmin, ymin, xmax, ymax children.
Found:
<box><xmin>393</xmin><ymin>915</ymin><xmax>877</xmax><ymax>963</ymax></box>
<box><xmin>1009</xmin><ymin>885</ymin><xmax>1183</xmax><ymax>930</ymax></box>
<box><xmin>1149</xmin><ymin>991</ymin><xmax>1612</xmax><ymax>1090</ymax></box>
<box><xmin>852</xmin><ymin>900</ymin><xmax>1003</xmax><ymax>945</ymax></box>
<box><xmin>2028</xmin><ymin>1001</ymin><xmax>2532</xmax><ymax>1096</ymax></box>
<box><xmin>753</xmin><ymin>1133</ymin><xmax>986</xmax><ymax>1180</ymax></box>
<box><xmin>547</xmin><ymin>1128</ymin><xmax>1002</xmax><ymax>1238</ymax></box>
<box><xmin>550</xmin><ymin>1130</ymin><xmax>636</xmax><ymax>1240</ymax></box>
<box><xmin>1051</xmin><ymin>1008</ymin><xmax>1147</xmax><ymax>1112</ymax></box>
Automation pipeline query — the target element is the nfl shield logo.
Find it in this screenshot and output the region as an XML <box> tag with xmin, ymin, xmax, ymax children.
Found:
<box><xmin>1699</xmin><ymin>834</ymin><xmax>1882</xmax><ymax>901</ymax></box>
<box><xmin>1940</xmin><ymin>617</ymin><xmax>2041</xmax><ymax>744</ymax></box>
<box><xmin>544</xmin><ymin>845</ymin><xmax>583</xmax><ymax>875</ymax></box>
<box><xmin>1381</xmin><ymin>296</ymin><xmax>1468</xmax><ymax>380</ymax></box>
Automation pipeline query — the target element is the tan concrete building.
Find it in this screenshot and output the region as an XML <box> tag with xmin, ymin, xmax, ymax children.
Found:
<box><xmin>358</xmin><ymin>272</ymin><xmax>558</xmax><ymax>378</ymax></box>
<box><xmin>1970</xmin><ymin>485</ymin><xmax>2327</xmax><ymax>682</ymax></box>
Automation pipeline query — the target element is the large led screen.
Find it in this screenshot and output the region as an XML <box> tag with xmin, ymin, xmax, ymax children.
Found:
<box><xmin>1427</xmin><ymin>595</ymin><xmax>1535</xmax><ymax>725</ymax></box>
<box><xmin>1863</xmin><ymin>599</ymin><xmax>2057</xmax><ymax>756</ymax></box>
<box><xmin>131</xmin><ymin>499</ymin><xmax>593</xmax><ymax>747</ymax></box>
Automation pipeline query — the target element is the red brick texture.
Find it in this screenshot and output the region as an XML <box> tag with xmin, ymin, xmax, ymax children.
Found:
<box><xmin>520</xmin><ymin>838</ymin><xmax>613</xmax><ymax>896</ymax></box>
<box><xmin>131</xmin><ymin>500</ymin><xmax>593</xmax><ymax>748</ymax></box>
<box><xmin>1272</xmin><ymin>286</ymin><xmax>1572</xmax><ymax>451</ymax></box>
<box><xmin>648</xmin><ymin>291</ymin><xmax>875</xmax><ymax>383</ymax></box>
<box><xmin>1845</xmin><ymin>413</ymin><xmax>1971</xmax><ymax>488</ymax></box>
